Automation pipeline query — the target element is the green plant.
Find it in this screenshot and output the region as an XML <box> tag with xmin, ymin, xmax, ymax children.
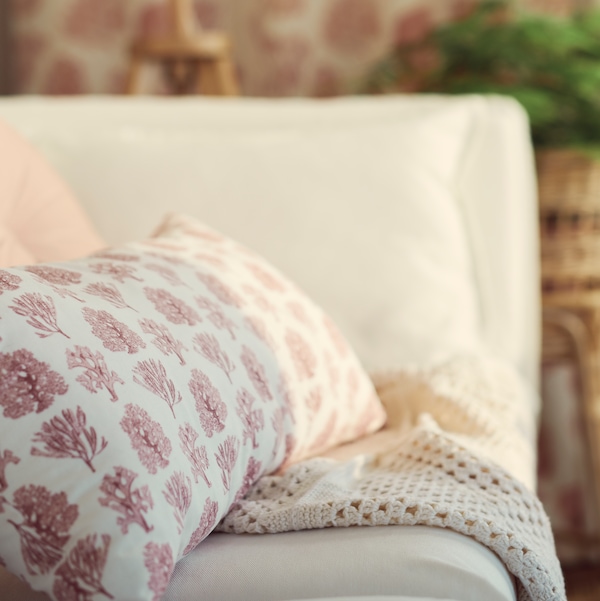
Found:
<box><xmin>364</xmin><ymin>0</ymin><xmax>600</xmax><ymax>148</ymax></box>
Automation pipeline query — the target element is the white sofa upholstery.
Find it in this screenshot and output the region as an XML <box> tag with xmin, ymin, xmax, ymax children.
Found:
<box><xmin>0</xmin><ymin>94</ymin><xmax>542</xmax><ymax>601</ymax></box>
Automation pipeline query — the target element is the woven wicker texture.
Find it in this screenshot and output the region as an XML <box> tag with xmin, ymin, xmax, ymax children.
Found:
<box><xmin>538</xmin><ymin>148</ymin><xmax>600</xmax><ymax>306</ymax></box>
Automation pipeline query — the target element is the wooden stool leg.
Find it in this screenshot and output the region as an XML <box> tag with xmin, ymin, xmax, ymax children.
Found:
<box><xmin>125</xmin><ymin>54</ymin><xmax>144</xmax><ymax>95</ymax></box>
<box><xmin>197</xmin><ymin>62</ymin><xmax>219</xmax><ymax>96</ymax></box>
<box><xmin>545</xmin><ymin>307</ymin><xmax>600</xmax><ymax>548</ymax></box>
<box><xmin>587</xmin><ymin>311</ymin><xmax>600</xmax><ymax>537</ymax></box>
<box><xmin>214</xmin><ymin>56</ymin><xmax>240</xmax><ymax>96</ymax></box>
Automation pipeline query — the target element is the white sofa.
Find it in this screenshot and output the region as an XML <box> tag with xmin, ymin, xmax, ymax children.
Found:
<box><xmin>0</xmin><ymin>95</ymin><xmax>562</xmax><ymax>601</ymax></box>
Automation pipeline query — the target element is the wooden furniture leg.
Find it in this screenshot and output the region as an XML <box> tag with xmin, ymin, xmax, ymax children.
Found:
<box><xmin>543</xmin><ymin>307</ymin><xmax>600</xmax><ymax>552</ymax></box>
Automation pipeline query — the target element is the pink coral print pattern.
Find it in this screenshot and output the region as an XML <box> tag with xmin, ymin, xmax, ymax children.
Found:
<box><xmin>83</xmin><ymin>307</ymin><xmax>146</xmax><ymax>353</ymax></box>
<box><xmin>144</xmin><ymin>542</ymin><xmax>174</xmax><ymax>601</ymax></box>
<box><xmin>241</xmin><ymin>345</ymin><xmax>273</xmax><ymax>401</ymax></box>
<box><xmin>53</xmin><ymin>534</ymin><xmax>112</xmax><ymax>601</ymax></box>
<box><xmin>215</xmin><ymin>435</ymin><xmax>240</xmax><ymax>492</ymax></box>
<box><xmin>0</xmin><ymin>270</ymin><xmax>22</xmax><ymax>293</ymax></box>
<box><xmin>245</xmin><ymin>261</ymin><xmax>287</xmax><ymax>292</ymax></box>
<box><xmin>189</xmin><ymin>369</ymin><xmax>228</xmax><ymax>437</ymax></box>
<box><xmin>236</xmin><ymin>388</ymin><xmax>264</xmax><ymax>448</ymax></box>
<box><xmin>9</xmin><ymin>293</ymin><xmax>69</xmax><ymax>338</ymax></box>
<box><xmin>66</xmin><ymin>345</ymin><xmax>124</xmax><ymax>402</ymax></box>
<box><xmin>139</xmin><ymin>318</ymin><xmax>187</xmax><ymax>365</ymax></box>
<box><xmin>84</xmin><ymin>281</ymin><xmax>135</xmax><ymax>310</ymax></box>
<box><xmin>236</xmin><ymin>456</ymin><xmax>263</xmax><ymax>502</ymax></box>
<box><xmin>193</xmin><ymin>332</ymin><xmax>236</xmax><ymax>382</ymax></box>
<box><xmin>196</xmin><ymin>295</ymin><xmax>237</xmax><ymax>339</ymax></box>
<box><xmin>0</xmin><ymin>212</ymin><xmax>383</xmax><ymax>598</ymax></box>
<box><xmin>285</xmin><ymin>329</ymin><xmax>317</xmax><ymax>380</ymax></box>
<box><xmin>98</xmin><ymin>466</ymin><xmax>153</xmax><ymax>534</ymax></box>
<box><xmin>0</xmin><ymin>450</ymin><xmax>20</xmax><ymax>494</ymax></box>
<box><xmin>133</xmin><ymin>359</ymin><xmax>183</xmax><ymax>417</ymax></box>
<box><xmin>120</xmin><ymin>404</ymin><xmax>172</xmax><ymax>474</ymax></box>
<box><xmin>163</xmin><ymin>472</ymin><xmax>192</xmax><ymax>534</ymax></box>
<box><xmin>25</xmin><ymin>266</ymin><xmax>82</xmax><ymax>286</ymax></box>
<box><xmin>146</xmin><ymin>263</ymin><xmax>189</xmax><ymax>287</ymax></box>
<box><xmin>31</xmin><ymin>406</ymin><xmax>108</xmax><ymax>472</ymax></box>
<box><xmin>197</xmin><ymin>272</ymin><xmax>242</xmax><ymax>306</ymax></box>
<box><xmin>183</xmin><ymin>498</ymin><xmax>219</xmax><ymax>555</ymax></box>
<box><xmin>8</xmin><ymin>485</ymin><xmax>78</xmax><ymax>575</ymax></box>
<box><xmin>179</xmin><ymin>423</ymin><xmax>212</xmax><ymax>486</ymax></box>
<box><xmin>90</xmin><ymin>262</ymin><xmax>142</xmax><ymax>283</ymax></box>
<box><xmin>0</xmin><ymin>349</ymin><xmax>68</xmax><ymax>418</ymax></box>
<box><xmin>144</xmin><ymin>287</ymin><xmax>200</xmax><ymax>325</ymax></box>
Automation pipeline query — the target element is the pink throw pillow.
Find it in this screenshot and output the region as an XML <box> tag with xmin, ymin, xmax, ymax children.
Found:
<box><xmin>0</xmin><ymin>119</ymin><xmax>105</xmax><ymax>267</ymax></box>
<box><xmin>0</xmin><ymin>213</ymin><xmax>385</xmax><ymax>600</ymax></box>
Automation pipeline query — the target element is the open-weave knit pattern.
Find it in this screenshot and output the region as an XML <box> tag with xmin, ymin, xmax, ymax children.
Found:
<box><xmin>218</xmin><ymin>356</ymin><xmax>566</xmax><ymax>601</ymax></box>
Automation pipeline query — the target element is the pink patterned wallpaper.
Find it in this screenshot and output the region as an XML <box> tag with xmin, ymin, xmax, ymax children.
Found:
<box><xmin>9</xmin><ymin>0</ymin><xmax>586</xmax><ymax>97</ymax></box>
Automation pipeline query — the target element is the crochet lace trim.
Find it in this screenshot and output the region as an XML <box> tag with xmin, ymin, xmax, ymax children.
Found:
<box><xmin>218</xmin><ymin>356</ymin><xmax>565</xmax><ymax>601</ymax></box>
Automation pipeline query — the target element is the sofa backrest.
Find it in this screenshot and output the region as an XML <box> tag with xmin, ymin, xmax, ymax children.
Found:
<box><xmin>0</xmin><ymin>94</ymin><xmax>540</xmax><ymax>394</ymax></box>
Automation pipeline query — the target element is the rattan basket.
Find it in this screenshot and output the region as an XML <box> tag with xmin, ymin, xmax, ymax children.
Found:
<box><xmin>537</xmin><ymin>148</ymin><xmax>600</xmax><ymax>309</ymax></box>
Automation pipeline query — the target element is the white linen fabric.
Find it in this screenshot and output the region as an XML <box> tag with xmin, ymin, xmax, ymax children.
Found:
<box><xmin>0</xmin><ymin>95</ymin><xmax>539</xmax><ymax>392</ymax></box>
<box><xmin>163</xmin><ymin>526</ymin><xmax>516</xmax><ymax>601</ymax></box>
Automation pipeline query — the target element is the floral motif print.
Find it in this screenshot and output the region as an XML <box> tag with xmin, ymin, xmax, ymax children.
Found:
<box><xmin>31</xmin><ymin>406</ymin><xmax>108</xmax><ymax>472</ymax></box>
<box><xmin>163</xmin><ymin>472</ymin><xmax>192</xmax><ymax>534</ymax></box>
<box><xmin>188</xmin><ymin>369</ymin><xmax>227</xmax><ymax>437</ymax></box>
<box><xmin>66</xmin><ymin>345</ymin><xmax>124</xmax><ymax>402</ymax></box>
<box><xmin>89</xmin><ymin>262</ymin><xmax>142</xmax><ymax>283</ymax></box>
<box><xmin>98</xmin><ymin>467</ymin><xmax>153</xmax><ymax>534</ymax></box>
<box><xmin>235</xmin><ymin>456</ymin><xmax>263</xmax><ymax>502</ymax></box>
<box><xmin>236</xmin><ymin>388</ymin><xmax>264</xmax><ymax>449</ymax></box>
<box><xmin>0</xmin><ymin>349</ymin><xmax>68</xmax><ymax>418</ymax></box>
<box><xmin>0</xmin><ymin>270</ymin><xmax>22</xmax><ymax>293</ymax></box>
<box><xmin>143</xmin><ymin>542</ymin><xmax>174</xmax><ymax>601</ymax></box>
<box><xmin>133</xmin><ymin>359</ymin><xmax>182</xmax><ymax>417</ymax></box>
<box><xmin>196</xmin><ymin>295</ymin><xmax>237</xmax><ymax>339</ymax></box>
<box><xmin>197</xmin><ymin>272</ymin><xmax>242</xmax><ymax>307</ymax></box>
<box><xmin>245</xmin><ymin>261</ymin><xmax>286</xmax><ymax>292</ymax></box>
<box><xmin>215</xmin><ymin>435</ymin><xmax>240</xmax><ymax>492</ymax></box>
<box><xmin>0</xmin><ymin>449</ymin><xmax>20</xmax><ymax>494</ymax></box>
<box><xmin>146</xmin><ymin>263</ymin><xmax>189</xmax><ymax>287</ymax></box>
<box><xmin>52</xmin><ymin>534</ymin><xmax>113</xmax><ymax>601</ymax></box>
<box><xmin>183</xmin><ymin>498</ymin><xmax>219</xmax><ymax>555</ymax></box>
<box><xmin>139</xmin><ymin>318</ymin><xmax>187</xmax><ymax>365</ymax></box>
<box><xmin>8</xmin><ymin>485</ymin><xmax>78</xmax><ymax>575</ymax></box>
<box><xmin>120</xmin><ymin>404</ymin><xmax>171</xmax><ymax>474</ymax></box>
<box><xmin>144</xmin><ymin>287</ymin><xmax>200</xmax><ymax>325</ymax></box>
<box><xmin>193</xmin><ymin>332</ymin><xmax>235</xmax><ymax>382</ymax></box>
<box><xmin>285</xmin><ymin>329</ymin><xmax>317</xmax><ymax>380</ymax></box>
<box><xmin>83</xmin><ymin>307</ymin><xmax>145</xmax><ymax>354</ymax></box>
<box><xmin>83</xmin><ymin>281</ymin><xmax>135</xmax><ymax>311</ymax></box>
<box><xmin>10</xmin><ymin>293</ymin><xmax>70</xmax><ymax>338</ymax></box>
<box><xmin>25</xmin><ymin>266</ymin><xmax>82</xmax><ymax>286</ymax></box>
<box><xmin>241</xmin><ymin>345</ymin><xmax>273</xmax><ymax>401</ymax></box>
<box><xmin>179</xmin><ymin>423</ymin><xmax>211</xmax><ymax>486</ymax></box>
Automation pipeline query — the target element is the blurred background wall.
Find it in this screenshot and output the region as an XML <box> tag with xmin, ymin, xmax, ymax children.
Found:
<box><xmin>3</xmin><ymin>0</ymin><xmax>593</xmax><ymax>97</ymax></box>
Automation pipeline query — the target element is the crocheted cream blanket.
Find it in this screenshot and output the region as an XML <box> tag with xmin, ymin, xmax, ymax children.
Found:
<box><xmin>218</xmin><ymin>356</ymin><xmax>566</xmax><ymax>601</ymax></box>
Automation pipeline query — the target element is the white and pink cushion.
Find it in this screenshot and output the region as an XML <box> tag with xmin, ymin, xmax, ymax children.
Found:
<box><xmin>0</xmin><ymin>119</ymin><xmax>104</xmax><ymax>267</ymax></box>
<box><xmin>0</xmin><ymin>213</ymin><xmax>385</xmax><ymax>600</ymax></box>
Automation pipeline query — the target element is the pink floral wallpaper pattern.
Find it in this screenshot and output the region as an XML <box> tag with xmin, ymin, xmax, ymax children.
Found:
<box><xmin>9</xmin><ymin>0</ymin><xmax>587</xmax><ymax>97</ymax></box>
